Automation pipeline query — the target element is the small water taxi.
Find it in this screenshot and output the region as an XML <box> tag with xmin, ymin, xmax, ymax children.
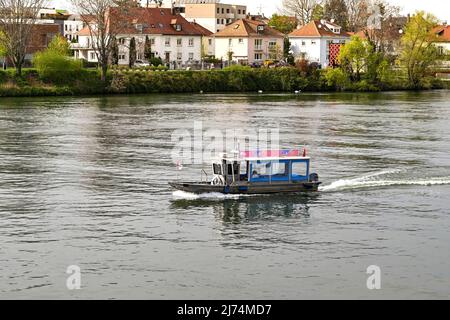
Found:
<box><xmin>169</xmin><ymin>149</ymin><xmax>321</xmax><ymax>195</ymax></box>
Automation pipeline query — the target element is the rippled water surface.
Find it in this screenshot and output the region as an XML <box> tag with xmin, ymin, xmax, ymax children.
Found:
<box><xmin>1</xmin><ymin>91</ymin><xmax>450</xmax><ymax>299</ymax></box>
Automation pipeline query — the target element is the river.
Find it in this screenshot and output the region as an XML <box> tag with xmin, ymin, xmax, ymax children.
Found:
<box><xmin>0</xmin><ymin>91</ymin><xmax>449</xmax><ymax>299</ymax></box>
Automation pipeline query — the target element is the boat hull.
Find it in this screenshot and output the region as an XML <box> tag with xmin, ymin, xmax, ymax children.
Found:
<box><xmin>169</xmin><ymin>181</ymin><xmax>321</xmax><ymax>195</ymax></box>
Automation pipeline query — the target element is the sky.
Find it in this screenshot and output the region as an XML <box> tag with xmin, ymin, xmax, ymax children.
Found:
<box><xmin>50</xmin><ymin>0</ymin><xmax>450</xmax><ymax>23</ymax></box>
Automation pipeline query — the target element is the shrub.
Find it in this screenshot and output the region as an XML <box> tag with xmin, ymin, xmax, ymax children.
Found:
<box><xmin>34</xmin><ymin>51</ymin><xmax>83</xmax><ymax>85</ymax></box>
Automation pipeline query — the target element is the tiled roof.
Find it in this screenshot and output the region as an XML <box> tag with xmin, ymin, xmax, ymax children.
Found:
<box><xmin>77</xmin><ymin>8</ymin><xmax>205</xmax><ymax>37</ymax></box>
<box><xmin>214</xmin><ymin>19</ymin><xmax>284</xmax><ymax>38</ymax></box>
<box><xmin>433</xmin><ymin>25</ymin><xmax>450</xmax><ymax>42</ymax></box>
<box><xmin>289</xmin><ymin>20</ymin><xmax>351</xmax><ymax>38</ymax></box>
<box><xmin>190</xmin><ymin>21</ymin><xmax>213</xmax><ymax>36</ymax></box>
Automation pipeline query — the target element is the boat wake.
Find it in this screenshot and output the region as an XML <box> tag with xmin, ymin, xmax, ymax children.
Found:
<box><xmin>172</xmin><ymin>190</ymin><xmax>254</xmax><ymax>200</ymax></box>
<box><xmin>320</xmin><ymin>169</ymin><xmax>450</xmax><ymax>192</ymax></box>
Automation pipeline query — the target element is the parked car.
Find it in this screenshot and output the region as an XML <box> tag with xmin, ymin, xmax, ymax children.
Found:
<box><xmin>250</xmin><ymin>61</ymin><xmax>263</xmax><ymax>68</ymax></box>
<box><xmin>134</xmin><ymin>60</ymin><xmax>150</xmax><ymax>67</ymax></box>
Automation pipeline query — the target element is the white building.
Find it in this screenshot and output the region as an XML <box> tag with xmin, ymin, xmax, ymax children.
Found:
<box><xmin>288</xmin><ymin>20</ymin><xmax>351</xmax><ymax>68</ymax></box>
<box><xmin>63</xmin><ymin>15</ymin><xmax>84</xmax><ymax>43</ymax></box>
<box><xmin>73</xmin><ymin>8</ymin><xmax>205</xmax><ymax>67</ymax></box>
<box><xmin>214</xmin><ymin>18</ymin><xmax>284</xmax><ymax>65</ymax></box>
<box><xmin>167</xmin><ymin>0</ymin><xmax>247</xmax><ymax>33</ymax></box>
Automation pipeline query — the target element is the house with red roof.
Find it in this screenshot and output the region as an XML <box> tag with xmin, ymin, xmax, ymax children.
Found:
<box><xmin>432</xmin><ymin>25</ymin><xmax>450</xmax><ymax>55</ymax></box>
<box><xmin>213</xmin><ymin>18</ymin><xmax>284</xmax><ymax>65</ymax></box>
<box><xmin>288</xmin><ymin>20</ymin><xmax>351</xmax><ymax>68</ymax></box>
<box><xmin>73</xmin><ymin>7</ymin><xmax>206</xmax><ymax>68</ymax></box>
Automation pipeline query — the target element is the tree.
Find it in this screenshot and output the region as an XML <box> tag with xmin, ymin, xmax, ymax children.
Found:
<box><xmin>339</xmin><ymin>35</ymin><xmax>373</xmax><ymax>81</ymax></box>
<box><xmin>144</xmin><ymin>35</ymin><xmax>152</xmax><ymax>61</ymax></box>
<box><xmin>281</xmin><ymin>0</ymin><xmax>321</xmax><ymax>26</ymax></box>
<box><xmin>129</xmin><ymin>37</ymin><xmax>136</xmax><ymax>67</ymax></box>
<box><xmin>111</xmin><ymin>36</ymin><xmax>119</xmax><ymax>65</ymax></box>
<box><xmin>362</xmin><ymin>0</ymin><xmax>401</xmax><ymax>53</ymax></box>
<box><xmin>311</xmin><ymin>4</ymin><xmax>324</xmax><ymax>20</ymax></box>
<box><xmin>323</xmin><ymin>0</ymin><xmax>349</xmax><ymax>29</ymax></box>
<box><xmin>268</xmin><ymin>14</ymin><xmax>298</xmax><ymax>34</ymax></box>
<box><xmin>398</xmin><ymin>11</ymin><xmax>440</xmax><ymax>88</ymax></box>
<box><xmin>0</xmin><ymin>0</ymin><xmax>47</xmax><ymax>75</ymax></box>
<box><xmin>33</xmin><ymin>35</ymin><xmax>83</xmax><ymax>84</ymax></box>
<box><xmin>345</xmin><ymin>0</ymin><xmax>370</xmax><ymax>32</ymax></box>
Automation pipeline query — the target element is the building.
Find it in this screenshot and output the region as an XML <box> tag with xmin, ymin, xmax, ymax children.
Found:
<box><xmin>190</xmin><ymin>21</ymin><xmax>215</xmax><ymax>57</ymax></box>
<box><xmin>432</xmin><ymin>24</ymin><xmax>450</xmax><ymax>55</ymax></box>
<box><xmin>214</xmin><ymin>18</ymin><xmax>284</xmax><ymax>65</ymax></box>
<box><xmin>37</xmin><ymin>8</ymin><xmax>71</xmax><ymax>36</ymax></box>
<box><xmin>63</xmin><ymin>15</ymin><xmax>85</xmax><ymax>43</ymax></box>
<box><xmin>170</xmin><ymin>0</ymin><xmax>247</xmax><ymax>33</ymax></box>
<box><xmin>73</xmin><ymin>7</ymin><xmax>205</xmax><ymax>68</ymax></box>
<box><xmin>288</xmin><ymin>20</ymin><xmax>351</xmax><ymax>68</ymax></box>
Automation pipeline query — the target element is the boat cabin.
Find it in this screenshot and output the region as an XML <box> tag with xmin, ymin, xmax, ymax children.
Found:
<box><xmin>211</xmin><ymin>150</ymin><xmax>310</xmax><ymax>185</ymax></box>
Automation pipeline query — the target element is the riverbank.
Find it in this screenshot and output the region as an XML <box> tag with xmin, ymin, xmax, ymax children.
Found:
<box><xmin>0</xmin><ymin>67</ymin><xmax>447</xmax><ymax>97</ymax></box>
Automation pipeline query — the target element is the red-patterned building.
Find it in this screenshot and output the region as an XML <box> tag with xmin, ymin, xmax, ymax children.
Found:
<box><xmin>288</xmin><ymin>20</ymin><xmax>351</xmax><ymax>68</ymax></box>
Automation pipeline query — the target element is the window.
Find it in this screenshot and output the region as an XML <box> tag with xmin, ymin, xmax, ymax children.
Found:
<box><xmin>221</xmin><ymin>8</ymin><xmax>224</xmax><ymax>14</ymax></box>
<box><xmin>217</xmin><ymin>18</ymin><xmax>220</xmax><ymax>24</ymax></box>
<box><xmin>254</xmin><ymin>39</ymin><xmax>262</xmax><ymax>50</ymax></box>
<box><xmin>238</xmin><ymin>9</ymin><xmax>241</xmax><ymax>14</ymax></box>
<box><xmin>226</xmin><ymin>9</ymin><xmax>230</xmax><ymax>13</ymax></box>
<box><xmin>269</xmin><ymin>41</ymin><xmax>276</xmax><ymax>49</ymax></box>
<box><xmin>228</xmin><ymin>38</ymin><xmax>232</xmax><ymax>46</ymax></box>
<box><xmin>119</xmin><ymin>38</ymin><xmax>125</xmax><ymax>45</ymax></box>
<box><xmin>243</xmin><ymin>10</ymin><xmax>246</xmax><ymax>14</ymax></box>
<box><xmin>65</xmin><ymin>25</ymin><xmax>68</xmax><ymax>31</ymax></box>
<box><xmin>165</xmin><ymin>38</ymin><xmax>170</xmax><ymax>46</ymax></box>
<box><xmin>238</xmin><ymin>38</ymin><xmax>243</xmax><ymax>44</ymax></box>
<box><xmin>188</xmin><ymin>38</ymin><xmax>194</xmax><ymax>46</ymax></box>
<box><xmin>217</xmin><ymin>8</ymin><xmax>220</xmax><ymax>14</ymax></box>
<box><xmin>311</xmin><ymin>41</ymin><xmax>316</xmax><ymax>45</ymax></box>
<box><xmin>213</xmin><ymin>164</ymin><xmax>222</xmax><ymax>175</ymax></box>
<box><xmin>221</xmin><ymin>19</ymin><xmax>224</xmax><ymax>24</ymax></box>
<box><xmin>150</xmin><ymin>38</ymin><xmax>155</xmax><ymax>45</ymax></box>
<box><xmin>254</xmin><ymin>53</ymin><xmax>262</xmax><ymax>61</ymax></box>
<box><xmin>251</xmin><ymin>161</ymin><xmax>271</xmax><ymax>178</ymax></box>
<box><xmin>175</xmin><ymin>24</ymin><xmax>182</xmax><ymax>31</ymax></box>
<box><xmin>291</xmin><ymin>161</ymin><xmax>308</xmax><ymax>180</ymax></box>
<box><xmin>301</xmin><ymin>41</ymin><xmax>306</xmax><ymax>46</ymax></box>
<box><xmin>272</xmin><ymin>162</ymin><xmax>289</xmax><ymax>177</ymax></box>
<box><xmin>189</xmin><ymin>52</ymin><xmax>194</xmax><ymax>60</ymax></box>
<box><xmin>208</xmin><ymin>39</ymin><xmax>212</xmax><ymax>45</ymax></box>
<box><xmin>90</xmin><ymin>52</ymin><xmax>96</xmax><ymax>60</ymax></box>
<box><xmin>177</xmin><ymin>38</ymin><xmax>182</xmax><ymax>46</ymax></box>
<box><xmin>177</xmin><ymin>52</ymin><xmax>182</xmax><ymax>61</ymax></box>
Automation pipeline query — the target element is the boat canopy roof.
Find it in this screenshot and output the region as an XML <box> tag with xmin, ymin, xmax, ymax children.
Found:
<box><xmin>218</xmin><ymin>149</ymin><xmax>310</xmax><ymax>162</ymax></box>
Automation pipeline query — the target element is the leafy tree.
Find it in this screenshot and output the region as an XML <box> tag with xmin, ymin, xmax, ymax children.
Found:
<box><xmin>129</xmin><ymin>37</ymin><xmax>136</xmax><ymax>68</ymax></box>
<box><xmin>33</xmin><ymin>36</ymin><xmax>83</xmax><ymax>84</ymax></box>
<box><xmin>268</xmin><ymin>14</ymin><xmax>297</xmax><ymax>34</ymax></box>
<box><xmin>144</xmin><ymin>36</ymin><xmax>153</xmax><ymax>61</ymax></box>
<box><xmin>398</xmin><ymin>11</ymin><xmax>440</xmax><ymax>88</ymax></box>
<box><xmin>323</xmin><ymin>0</ymin><xmax>349</xmax><ymax>29</ymax></box>
<box><xmin>339</xmin><ymin>35</ymin><xmax>373</xmax><ymax>81</ymax></box>
<box><xmin>311</xmin><ymin>4</ymin><xmax>324</xmax><ymax>20</ymax></box>
<box><xmin>47</xmin><ymin>35</ymin><xmax>71</xmax><ymax>56</ymax></box>
<box><xmin>283</xmin><ymin>37</ymin><xmax>295</xmax><ymax>65</ymax></box>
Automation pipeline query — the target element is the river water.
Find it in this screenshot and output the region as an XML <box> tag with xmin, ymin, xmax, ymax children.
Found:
<box><xmin>0</xmin><ymin>91</ymin><xmax>449</xmax><ymax>299</ymax></box>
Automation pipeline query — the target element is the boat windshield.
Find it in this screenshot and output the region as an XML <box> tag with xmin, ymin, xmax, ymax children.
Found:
<box><xmin>249</xmin><ymin>159</ymin><xmax>309</xmax><ymax>182</ymax></box>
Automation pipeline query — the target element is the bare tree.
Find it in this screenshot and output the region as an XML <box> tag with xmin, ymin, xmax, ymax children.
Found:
<box><xmin>71</xmin><ymin>0</ymin><xmax>161</xmax><ymax>82</ymax></box>
<box><xmin>71</xmin><ymin>0</ymin><xmax>124</xmax><ymax>82</ymax></box>
<box><xmin>0</xmin><ymin>0</ymin><xmax>47</xmax><ymax>75</ymax></box>
<box><xmin>345</xmin><ymin>0</ymin><xmax>370</xmax><ymax>32</ymax></box>
<box><xmin>281</xmin><ymin>0</ymin><xmax>322</xmax><ymax>26</ymax></box>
